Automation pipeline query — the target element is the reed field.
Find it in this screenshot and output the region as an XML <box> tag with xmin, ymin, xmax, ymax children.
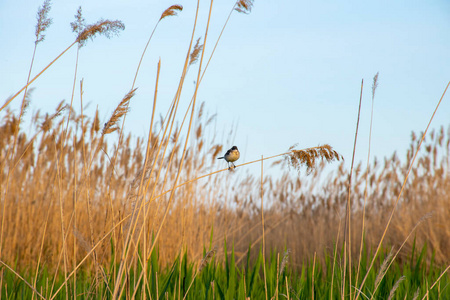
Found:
<box><xmin>0</xmin><ymin>0</ymin><xmax>449</xmax><ymax>299</ymax></box>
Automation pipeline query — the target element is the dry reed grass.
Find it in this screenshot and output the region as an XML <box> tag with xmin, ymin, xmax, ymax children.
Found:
<box><xmin>0</xmin><ymin>103</ymin><xmax>449</xmax><ymax>273</ymax></box>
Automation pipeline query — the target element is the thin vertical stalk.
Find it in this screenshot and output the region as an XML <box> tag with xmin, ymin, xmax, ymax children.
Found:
<box><xmin>131</xmin><ymin>21</ymin><xmax>159</xmax><ymax>89</ymax></box>
<box><xmin>143</xmin><ymin>58</ymin><xmax>160</xmax><ymax>300</ymax></box>
<box><xmin>330</xmin><ymin>218</ymin><xmax>342</xmax><ymax>300</ymax></box>
<box><xmin>261</xmin><ymin>155</ymin><xmax>268</xmax><ymax>300</ymax></box>
<box><xmin>286</xmin><ymin>277</ymin><xmax>290</xmax><ymax>300</ymax></box>
<box><xmin>354</xmin><ymin>73</ymin><xmax>378</xmax><ymax>297</ymax></box>
<box><xmin>72</xmin><ymin>132</ymin><xmax>78</xmax><ymax>300</ymax></box>
<box><xmin>343</xmin><ymin>79</ymin><xmax>363</xmax><ymax>299</ymax></box>
<box><xmin>312</xmin><ymin>252</ymin><xmax>316</xmax><ymax>300</ymax></box>
<box><xmin>63</xmin><ymin>45</ymin><xmax>80</xmax><ymax>148</ymax></box>
<box><xmin>32</xmin><ymin>195</ymin><xmax>53</xmax><ymax>300</ymax></box>
<box><xmin>275</xmin><ymin>253</ymin><xmax>279</xmax><ymax>300</ymax></box>
<box><xmin>79</xmin><ymin>79</ymin><xmax>99</xmax><ymax>281</ymax></box>
<box><xmin>125</xmin><ymin>60</ymin><xmax>161</xmax><ymax>298</ymax></box>
<box><xmin>54</xmin><ymin>138</ymin><xmax>69</xmax><ymax>299</ymax></box>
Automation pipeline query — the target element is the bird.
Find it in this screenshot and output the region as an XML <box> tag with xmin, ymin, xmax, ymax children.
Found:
<box><xmin>217</xmin><ymin>146</ymin><xmax>240</xmax><ymax>169</ymax></box>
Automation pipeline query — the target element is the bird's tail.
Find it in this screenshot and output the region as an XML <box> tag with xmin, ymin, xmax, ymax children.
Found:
<box><xmin>217</xmin><ymin>157</ymin><xmax>224</xmax><ymax>159</ymax></box>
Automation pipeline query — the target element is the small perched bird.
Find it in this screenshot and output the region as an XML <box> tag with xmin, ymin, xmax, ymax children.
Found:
<box><xmin>217</xmin><ymin>146</ymin><xmax>240</xmax><ymax>169</ymax></box>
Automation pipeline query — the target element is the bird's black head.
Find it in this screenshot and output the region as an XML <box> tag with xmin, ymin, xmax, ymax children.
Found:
<box><xmin>231</xmin><ymin>146</ymin><xmax>238</xmax><ymax>150</ymax></box>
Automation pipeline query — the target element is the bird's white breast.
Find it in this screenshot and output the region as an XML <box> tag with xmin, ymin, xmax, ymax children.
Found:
<box><xmin>226</xmin><ymin>150</ymin><xmax>240</xmax><ymax>162</ymax></box>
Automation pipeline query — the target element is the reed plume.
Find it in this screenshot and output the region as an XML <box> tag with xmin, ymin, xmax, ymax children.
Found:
<box><xmin>374</xmin><ymin>248</ymin><xmax>393</xmax><ymax>289</ymax></box>
<box><xmin>198</xmin><ymin>246</ymin><xmax>217</xmax><ymax>272</ymax></box>
<box><xmin>284</xmin><ymin>144</ymin><xmax>343</xmax><ymax>174</ymax></box>
<box><xmin>35</xmin><ymin>0</ymin><xmax>52</xmax><ymax>44</ymax></box>
<box><xmin>235</xmin><ymin>0</ymin><xmax>254</xmax><ymax>14</ymax></box>
<box><xmin>387</xmin><ymin>276</ymin><xmax>405</xmax><ymax>300</ymax></box>
<box><xmin>160</xmin><ymin>5</ymin><xmax>183</xmax><ymax>21</ymax></box>
<box><xmin>70</xmin><ymin>6</ymin><xmax>86</xmax><ymax>36</ymax></box>
<box><xmin>372</xmin><ymin>72</ymin><xmax>379</xmax><ymax>99</ymax></box>
<box><xmin>76</xmin><ymin>19</ymin><xmax>125</xmax><ymax>47</ymax></box>
<box><xmin>279</xmin><ymin>249</ymin><xmax>290</xmax><ymax>275</ymax></box>
<box><xmin>189</xmin><ymin>38</ymin><xmax>203</xmax><ymax>66</ymax></box>
<box><xmin>21</xmin><ymin>87</ymin><xmax>34</xmax><ymax>118</ymax></box>
<box><xmin>40</xmin><ymin>101</ymin><xmax>67</xmax><ymax>132</ymax></box>
<box><xmin>72</xmin><ymin>227</ymin><xmax>92</xmax><ymax>254</ymax></box>
<box><xmin>102</xmin><ymin>89</ymin><xmax>137</xmax><ymax>135</ymax></box>
<box><xmin>91</xmin><ymin>108</ymin><xmax>100</xmax><ymax>136</ymax></box>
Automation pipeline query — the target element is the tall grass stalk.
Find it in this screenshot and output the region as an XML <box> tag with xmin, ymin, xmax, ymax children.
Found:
<box><xmin>312</xmin><ymin>251</ymin><xmax>316</xmax><ymax>300</ymax></box>
<box><xmin>261</xmin><ymin>155</ymin><xmax>268</xmax><ymax>300</ymax></box>
<box><xmin>343</xmin><ymin>79</ymin><xmax>364</xmax><ymax>299</ymax></box>
<box><xmin>144</xmin><ymin>58</ymin><xmax>161</xmax><ymax>300</ymax></box>
<box><xmin>354</xmin><ymin>72</ymin><xmax>378</xmax><ymax>299</ymax></box>
<box><xmin>53</xmin><ymin>131</ymin><xmax>69</xmax><ymax>300</ymax></box>
<box><xmin>330</xmin><ymin>216</ymin><xmax>342</xmax><ymax>300</ymax></box>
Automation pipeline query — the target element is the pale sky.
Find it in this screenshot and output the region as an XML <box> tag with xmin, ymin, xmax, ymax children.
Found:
<box><xmin>1</xmin><ymin>0</ymin><xmax>450</xmax><ymax>177</ymax></box>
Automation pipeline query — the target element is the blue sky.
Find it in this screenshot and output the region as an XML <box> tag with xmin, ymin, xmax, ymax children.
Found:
<box><xmin>1</xmin><ymin>0</ymin><xmax>450</xmax><ymax>177</ymax></box>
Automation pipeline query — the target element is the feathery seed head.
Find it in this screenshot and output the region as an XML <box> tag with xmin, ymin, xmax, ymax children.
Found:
<box><xmin>279</xmin><ymin>249</ymin><xmax>290</xmax><ymax>275</ymax></box>
<box><xmin>72</xmin><ymin>227</ymin><xmax>92</xmax><ymax>253</ymax></box>
<box><xmin>35</xmin><ymin>0</ymin><xmax>53</xmax><ymax>44</ymax></box>
<box><xmin>235</xmin><ymin>0</ymin><xmax>254</xmax><ymax>14</ymax></box>
<box><xmin>285</xmin><ymin>144</ymin><xmax>343</xmax><ymax>174</ymax></box>
<box><xmin>91</xmin><ymin>108</ymin><xmax>100</xmax><ymax>136</ymax></box>
<box><xmin>102</xmin><ymin>88</ymin><xmax>137</xmax><ymax>135</ymax></box>
<box><xmin>387</xmin><ymin>276</ymin><xmax>405</xmax><ymax>300</ymax></box>
<box><xmin>160</xmin><ymin>5</ymin><xmax>183</xmax><ymax>21</ymax></box>
<box><xmin>70</xmin><ymin>6</ymin><xmax>86</xmax><ymax>35</ymax></box>
<box><xmin>372</xmin><ymin>72</ymin><xmax>379</xmax><ymax>99</ymax></box>
<box><xmin>22</xmin><ymin>87</ymin><xmax>35</xmax><ymax>118</ymax></box>
<box><xmin>40</xmin><ymin>101</ymin><xmax>67</xmax><ymax>132</ymax></box>
<box><xmin>412</xmin><ymin>288</ymin><xmax>420</xmax><ymax>300</ymax></box>
<box><xmin>76</xmin><ymin>19</ymin><xmax>125</xmax><ymax>47</ymax></box>
<box><xmin>189</xmin><ymin>38</ymin><xmax>203</xmax><ymax>66</ymax></box>
<box><xmin>198</xmin><ymin>246</ymin><xmax>217</xmax><ymax>272</ymax></box>
<box><xmin>374</xmin><ymin>248</ymin><xmax>394</xmax><ymax>289</ymax></box>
